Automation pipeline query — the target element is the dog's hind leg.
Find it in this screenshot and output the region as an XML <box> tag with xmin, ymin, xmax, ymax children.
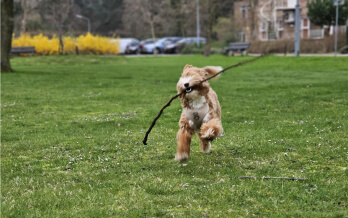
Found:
<box><xmin>175</xmin><ymin>128</ymin><xmax>193</xmax><ymax>161</ymax></box>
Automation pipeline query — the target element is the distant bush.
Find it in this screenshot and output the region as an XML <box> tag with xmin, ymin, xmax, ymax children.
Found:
<box><xmin>340</xmin><ymin>46</ymin><xmax>348</xmax><ymax>54</ymax></box>
<box><xmin>12</xmin><ymin>33</ymin><xmax>120</xmax><ymax>55</ymax></box>
<box><xmin>179</xmin><ymin>44</ymin><xmax>224</xmax><ymax>55</ymax></box>
<box><xmin>248</xmin><ymin>33</ymin><xmax>346</xmax><ymax>54</ymax></box>
<box><xmin>179</xmin><ymin>44</ymin><xmax>204</xmax><ymax>54</ymax></box>
<box><xmin>76</xmin><ymin>33</ymin><xmax>119</xmax><ymax>55</ymax></box>
<box><xmin>12</xmin><ymin>34</ymin><xmax>56</xmax><ymax>55</ymax></box>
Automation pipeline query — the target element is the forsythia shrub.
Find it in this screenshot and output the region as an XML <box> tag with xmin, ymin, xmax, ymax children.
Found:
<box><xmin>12</xmin><ymin>33</ymin><xmax>120</xmax><ymax>55</ymax></box>
<box><xmin>33</xmin><ymin>34</ymin><xmax>59</xmax><ymax>55</ymax></box>
<box><xmin>11</xmin><ymin>34</ymin><xmax>33</xmax><ymax>47</ymax></box>
<box><xmin>63</xmin><ymin>37</ymin><xmax>77</xmax><ymax>54</ymax></box>
<box><xmin>76</xmin><ymin>33</ymin><xmax>119</xmax><ymax>54</ymax></box>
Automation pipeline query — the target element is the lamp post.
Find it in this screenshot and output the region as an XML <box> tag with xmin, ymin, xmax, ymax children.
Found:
<box><xmin>76</xmin><ymin>14</ymin><xmax>91</xmax><ymax>33</ymax></box>
<box><xmin>294</xmin><ymin>0</ymin><xmax>300</xmax><ymax>57</ymax></box>
<box><xmin>196</xmin><ymin>0</ymin><xmax>200</xmax><ymax>47</ymax></box>
<box><xmin>334</xmin><ymin>0</ymin><xmax>344</xmax><ymax>56</ymax></box>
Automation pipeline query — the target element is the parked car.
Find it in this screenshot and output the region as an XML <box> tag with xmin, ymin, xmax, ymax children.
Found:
<box><xmin>180</xmin><ymin>37</ymin><xmax>206</xmax><ymax>46</ymax></box>
<box><xmin>168</xmin><ymin>37</ymin><xmax>207</xmax><ymax>53</ymax></box>
<box><xmin>163</xmin><ymin>38</ymin><xmax>186</xmax><ymax>54</ymax></box>
<box><xmin>118</xmin><ymin>38</ymin><xmax>140</xmax><ymax>54</ymax></box>
<box><xmin>154</xmin><ymin>37</ymin><xmax>183</xmax><ymax>54</ymax></box>
<box><xmin>139</xmin><ymin>38</ymin><xmax>157</xmax><ymax>54</ymax></box>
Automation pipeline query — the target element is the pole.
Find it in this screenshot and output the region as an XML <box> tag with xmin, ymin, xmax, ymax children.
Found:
<box><xmin>334</xmin><ymin>1</ymin><xmax>339</xmax><ymax>56</ymax></box>
<box><xmin>76</xmin><ymin>14</ymin><xmax>91</xmax><ymax>33</ymax></box>
<box><xmin>87</xmin><ymin>17</ymin><xmax>91</xmax><ymax>33</ymax></box>
<box><xmin>294</xmin><ymin>0</ymin><xmax>300</xmax><ymax>57</ymax></box>
<box><xmin>196</xmin><ymin>0</ymin><xmax>200</xmax><ymax>47</ymax></box>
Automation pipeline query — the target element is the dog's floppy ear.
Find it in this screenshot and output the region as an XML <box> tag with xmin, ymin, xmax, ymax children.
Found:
<box><xmin>184</xmin><ymin>64</ymin><xmax>193</xmax><ymax>70</ymax></box>
<box><xmin>203</xmin><ymin>66</ymin><xmax>223</xmax><ymax>79</ymax></box>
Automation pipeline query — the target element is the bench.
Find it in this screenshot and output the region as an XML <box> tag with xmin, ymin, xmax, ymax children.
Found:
<box><xmin>225</xmin><ymin>42</ymin><xmax>250</xmax><ymax>56</ymax></box>
<box><xmin>11</xmin><ymin>46</ymin><xmax>36</xmax><ymax>56</ymax></box>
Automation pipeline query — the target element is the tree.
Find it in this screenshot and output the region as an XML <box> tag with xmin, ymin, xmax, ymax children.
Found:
<box><xmin>122</xmin><ymin>0</ymin><xmax>176</xmax><ymax>39</ymax></box>
<box><xmin>307</xmin><ymin>0</ymin><xmax>348</xmax><ymax>35</ymax></box>
<box><xmin>1</xmin><ymin>0</ymin><xmax>14</xmax><ymax>73</ymax></box>
<box><xmin>20</xmin><ymin>0</ymin><xmax>28</xmax><ymax>35</ymax></box>
<box><xmin>73</xmin><ymin>0</ymin><xmax>124</xmax><ymax>36</ymax></box>
<box><xmin>19</xmin><ymin>0</ymin><xmax>41</xmax><ymax>35</ymax></box>
<box><xmin>38</xmin><ymin>0</ymin><xmax>73</xmax><ymax>54</ymax></box>
<box><xmin>201</xmin><ymin>0</ymin><xmax>219</xmax><ymax>56</ymax></box>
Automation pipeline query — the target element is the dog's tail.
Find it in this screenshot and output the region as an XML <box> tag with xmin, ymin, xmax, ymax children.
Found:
<box><xmin>204</xmin><ymin>66</ymin><xmax>223</xmax><ymax>79</ymax></box>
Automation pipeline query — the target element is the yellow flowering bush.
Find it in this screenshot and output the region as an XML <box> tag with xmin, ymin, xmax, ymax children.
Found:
<box><xmin>12</xmin><ymin>33</ymin><xmax>120</xmax><ymax>55</ymax></box>
<box><xmin>63</xmin><ymin>37</ymin><xmax>77</xmax><ymax>54</ymax></box>
<box><xmin>33</xmin><ymin>34</ymin><xmax>59</xmax><ymax>55</ymax></box>
<box><xmin>76</xmin><ymin>33</ymin><xmax>119</xmax><ymax>55</ymax></box>
<box><xmin>11</xmin><ymin>34</ymin><xmax>33</xmax><ymax>47</ymax></box>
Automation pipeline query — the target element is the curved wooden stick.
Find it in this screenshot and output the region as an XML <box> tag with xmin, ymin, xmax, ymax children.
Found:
<box><xmin>142</xmin><ymin>93</ymin><xmax>182</xmax><ymax>145</ymax></box>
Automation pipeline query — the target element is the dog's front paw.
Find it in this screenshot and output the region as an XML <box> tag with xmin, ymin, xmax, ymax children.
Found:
<box><xmin>175</xmin><ymin>152</ymin><xmax>189</xmax><ymax>161</ymax></box>
<box><xmin>189</xmin><ymin>120</ymin><xmax>195</xmax><ymax>128</ymax></box>
<box><xmin>202</xmin><ymin>113</ymin><xmax>211</xmax><ymax>123</ymax></box>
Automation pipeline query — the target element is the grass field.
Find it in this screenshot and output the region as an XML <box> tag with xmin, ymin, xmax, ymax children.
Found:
<box><xmin>1</xmin><ymin>55</ymin><xmax>348</xmax><ymax>217</ymax></box>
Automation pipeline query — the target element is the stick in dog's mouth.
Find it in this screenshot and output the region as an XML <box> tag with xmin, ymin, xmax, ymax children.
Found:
<box><xmin>185</xmin><ymin>87</ymin><xmax>193</xmax><ymax>93</ymax></box>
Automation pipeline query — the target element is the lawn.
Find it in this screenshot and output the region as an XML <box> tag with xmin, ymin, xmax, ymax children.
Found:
<box><xmin>1</xmin><ymin>54</ymin><xmax>348</xmax><ymax>217</ymax></box>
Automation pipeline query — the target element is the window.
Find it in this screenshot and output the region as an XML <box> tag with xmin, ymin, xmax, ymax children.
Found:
<box><xmin>240</xmin><ymin>32</ymin><xmax>246</xmax><ymax>42</ymax></box>
<box><xmin>302</xmin><ymin>18</ymin><xmax>309</xmax><ymax>28</ymax></box>
<box><xmin>277</xmin><ymin>19</ymin><xmax>284</xmax><ymax>30</ymax></box>
<box><xmin>287</xmin><ymin>0</ymin><xmax>296</xmax><ymax>8</ymax></box>
<box><xmin>260</xmin><ymin>20</ymin><xmax>268</xmax><ymax>41</ymax></box>
<box><xmin>240</xmin><ymin>5</ymin><xmax>250</xmax><ymax>19</ymax></box>
<box><xmin>277</xmin><ymin>19</ymin><xmax>284</xmax><ymax>39</ymax></box>
<box><xmin>302</xmin><ymin>18</ymin><xmax>310</xmax><ymax>38</ymax></box>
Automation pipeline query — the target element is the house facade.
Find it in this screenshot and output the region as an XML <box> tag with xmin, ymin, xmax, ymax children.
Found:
<box><xmin>233</xmin><ymin>0</ymin><xmax>333</xmax><ymax>42</ymax></box>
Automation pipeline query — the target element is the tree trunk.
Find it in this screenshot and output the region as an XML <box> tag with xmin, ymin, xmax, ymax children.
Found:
<box><xmin>204</xmin><ymin>0</ymin><xmax>217</xmax><ymax>57</ymax></box>
<box><xmin>20</xmin><ymin>0</ymin><xmax>27</xmax><ymax>35</ymax></box>
<box><xmin>324</xmin><ymin>26</ymin><xmax>330</xmax><ymax>37</ymax></box>
<box><xmin>149</xmin><ymin>20</ymin><xmax>156</xmax><ymax>54</ymax></box>
<box><xmin>59</xmin><ymin>35</ymin><xmax>64</xmax><ymax>55</ymax></box>
<box><xmin>1</xmin><ymin>0</ymin><xmax>14</xmax><ymax>73</ymax></box>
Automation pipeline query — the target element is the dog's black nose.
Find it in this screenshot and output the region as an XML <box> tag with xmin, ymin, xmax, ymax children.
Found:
<box><xmin>184</xmin><ymin>83</ymin><xmax>189</xmax><ymax>87</ymax></box>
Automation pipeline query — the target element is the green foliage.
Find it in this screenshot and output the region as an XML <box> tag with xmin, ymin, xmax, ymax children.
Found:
<box><xmin>307</xmin><ymin>0</ymin><xmax>348</xmax><ymax>27</ymax></box>
<box><xmin>340</xmin><ymin>45</ymin><xmax>348</xmax><ymax>53</ymax></box>
<box><xmin>214</xmin><ymin>17</ymin><xmax>239</xmax><ymax>43</ymax></box>
<box><xmin>180</xmin><ymin>44</ymin><xmax>205</xmax><ymax>54</ymax></box>
<box><xmin>1</xmin><ymin>55</ymin><xmax>348</xmax><ymax>217</ymax></box>
<box><xmin>180</xmin><ymin>43</ymin><xmax>225</xmax><ymax>55</ymax></box>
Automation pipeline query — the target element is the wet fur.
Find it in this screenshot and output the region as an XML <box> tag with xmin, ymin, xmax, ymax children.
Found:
<box><xmin>175</xmin><ymin>65</ymin><xmax>223</xmax><ymax>161</ymax></box>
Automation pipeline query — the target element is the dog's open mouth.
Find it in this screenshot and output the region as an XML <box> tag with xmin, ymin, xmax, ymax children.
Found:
<box><xmin>185</xmin><ymin>87</ymin><xmax>193</xmax><ymax>93</ymax></box>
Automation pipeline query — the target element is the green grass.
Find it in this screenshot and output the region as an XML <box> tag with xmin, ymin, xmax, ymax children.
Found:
<box><xmin>1</xmin><ymin>54</ymin><xmax>348</xmax><ymax>217</ymax></box>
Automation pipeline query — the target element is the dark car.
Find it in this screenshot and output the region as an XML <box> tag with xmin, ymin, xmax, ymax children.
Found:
<box><xmin>165</xmin><ymin>37</ymin><xmax>206</xmax><ymax>53</ymax></box>
<box><xmin>125</xmin><ymin>40</ymin><xmax>140</xmax><ymax>54</ymax></box>
<box><xmin>163</xmin><ymin>38</ymin><xmax>186</xmax><ymax>54</ymax></box>
<box><xmin>155</xmin><ymin>37</ymin><xmax>182</xmax><ymax>54</ymax></box>
<box><xmin>119</xmin><ymin>38</ymin><xmax>140</xmax><ymax>54</ymax></box>
<box><xmin>139</xmin><ymin>38</ymin><xmax>157</xmax><ymax>54</ymax></box>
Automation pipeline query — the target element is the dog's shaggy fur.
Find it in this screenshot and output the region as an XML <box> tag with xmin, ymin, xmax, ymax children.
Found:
<box><xmin>175</xmin><ymin>64</ymin><xmax>223</xmax><ymax>161</ymax></box>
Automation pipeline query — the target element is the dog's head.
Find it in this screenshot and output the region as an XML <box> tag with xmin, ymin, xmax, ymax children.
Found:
<box><xmin>177</xmin><ymin>65</ymin><xmax>222</xmax><ymax>98</ymax></box>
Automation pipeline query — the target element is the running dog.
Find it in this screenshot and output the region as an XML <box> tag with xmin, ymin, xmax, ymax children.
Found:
<box><xmin>175</xmin><ymin>64</ymin><xmax>223</xmax><ymax>161</ymax></box>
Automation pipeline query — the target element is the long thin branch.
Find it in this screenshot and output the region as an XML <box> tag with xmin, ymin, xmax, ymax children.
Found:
<box><xmin>142</xmin><ymin>93</ymin><xmax>181</xmax><ymax>145</ymax></box>
<box><xmin>237</xmin><ymin>176</ymin><xmax>308</xmax><ymax>181</ymax></box>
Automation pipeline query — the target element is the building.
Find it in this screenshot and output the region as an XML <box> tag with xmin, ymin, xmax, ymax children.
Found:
<box><xmin>233</xmin><ymin>0</ymin><xmax>339</xmax><ymax>42</ymax></box>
